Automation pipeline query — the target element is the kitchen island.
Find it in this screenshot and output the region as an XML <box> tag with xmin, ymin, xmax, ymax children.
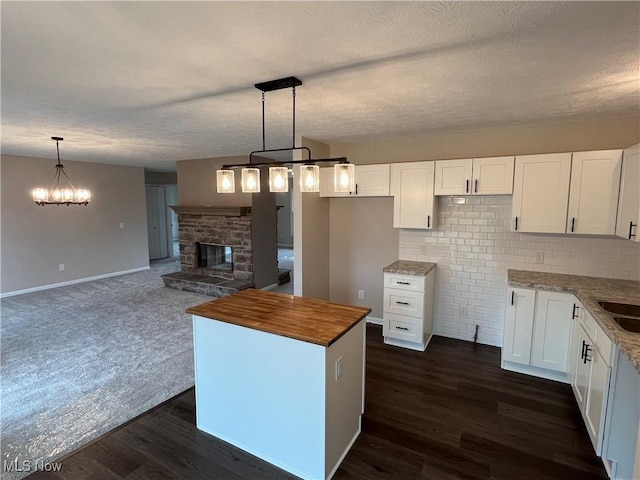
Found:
<box><xmin>187</xmin><ymin>289</ymin><xmax>371</xmax><ymax>480</ymax></box>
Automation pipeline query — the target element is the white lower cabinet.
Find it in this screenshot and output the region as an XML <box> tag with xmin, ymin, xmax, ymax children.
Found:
<box><xmin>572</xmin><ymin>310</ymin><xmax>613</xmax><ymax>456</ymax></box>
<box><xmin>502</xmin><ymin>288</ymin><xmax>576</xmax><ymax>383</ymax></box>
<box><xmin>383</xmin><ymin>270</ymin><xmax>435</xmax><ymax>351</ymax></box>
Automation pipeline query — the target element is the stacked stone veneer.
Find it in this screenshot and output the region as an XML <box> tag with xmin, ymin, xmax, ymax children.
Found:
<box><xmin>178</xmin><ymin>213</ymin><xmax>253</xmax><ymax>281</ymax></box>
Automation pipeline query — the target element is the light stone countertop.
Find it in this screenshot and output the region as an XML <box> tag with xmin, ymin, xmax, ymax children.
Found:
<box><xmin>508</xmin><ymin>269</ymin><xmax>640</xmax><ymax>371</ymax></box>
<box><xmin>383</xmin><ymin>260</ymin><xmax>437</xmax><ymax>276</ymax></box>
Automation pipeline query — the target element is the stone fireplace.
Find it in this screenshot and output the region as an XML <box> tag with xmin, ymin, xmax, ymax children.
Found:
<box><xmin>162</xmin><ymin>206</ymin><xmax>256</xmax><ymax>297</ymax></box>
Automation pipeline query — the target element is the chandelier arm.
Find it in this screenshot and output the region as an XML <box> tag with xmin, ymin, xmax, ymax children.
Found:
<box><xmin>59</xmin><ymin>166</ymin><xmax>77</xmax><ymax>190</ymax></box>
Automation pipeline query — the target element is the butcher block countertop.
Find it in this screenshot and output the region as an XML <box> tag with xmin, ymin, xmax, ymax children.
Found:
<box><xmin>186</xmin><ymin>289</ymin><xmax>371</xmax><ymax>347</ymax></box>
<box><xmin>508</xmin><ymin>269</ymin><xmax>640</xmax><ymax>370</ymax></box>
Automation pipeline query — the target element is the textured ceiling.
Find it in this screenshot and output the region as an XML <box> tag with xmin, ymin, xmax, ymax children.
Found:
<box><xmin>1</xmin><ymin>1</ymin><xmax>638</xmax><ymax>171</ymax></box>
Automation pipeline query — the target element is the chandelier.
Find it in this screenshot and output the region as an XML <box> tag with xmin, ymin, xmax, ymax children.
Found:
<box><xmin>216</xmin><ymin>76</ymin><xmax>354</xmax><ymax>194</ymax></box>
<box><xmin>32</xmin><ymin>137</ymin><xmax>91</xmax><ymax>206</ymax></box>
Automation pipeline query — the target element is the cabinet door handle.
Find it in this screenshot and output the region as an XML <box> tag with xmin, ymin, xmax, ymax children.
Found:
<box><xmin>514</xmin><ymin>217</ymin><xmax>519</xmax><ymax>231</ymax></box>
<box><xmin>511</xmin><ymin>291</ymin><xmax>515</xmax><ymax>305</ymax></box>
<box><xmin>583</xmin><ymin>344</ymin><xmax>592</xmax><ymax>364</ymax></box>
<box><xmin>474</xmin><ymin>179</ymin><xmax>478</xmax><ymax>193</ymax></box>
<box><xmin>395</xmin><ymin>326</ymin><xmax>409</xmax><ymax>331</ymax></box>
<box><xmin>630</xmin><ymin>221</ymin><xmax>637</xmax><ymax>239</ymax></box>
<box><xmin>395</xmin><ymin>301</ymin><xmax>410</xmax><ymax>305</ymax></box>
<box><xmin>581</xmin><ymin>340</ymin><xmax>586</xmax><ymax>361</ymax></box>
<box><xmin>355</xmin><ymin>183</ymin><xmax>358</xmax><ymax>196</ymax></box>
<box><xmin>466</xmin><ymin>179</ymin><xmax>470</xmax><ymax>193</ymax></box>
<box><xmin>427</xmin><ymin>215</ymin><xmax>431</xmax><ymax>228</ymax></box>
<box><xmin>396</xmin><ymin>281</ymin><xmax>411</xmax><ymax>285</ymax></box>
<box><xmin>571</xmin><ymin>217</ymin><xmax>576</xmax><ymax>233</ymax></box>
<box><xmin>572</xmin><ymin>303</ymin><xmax>579</xmax><ymax>319</ymax></box>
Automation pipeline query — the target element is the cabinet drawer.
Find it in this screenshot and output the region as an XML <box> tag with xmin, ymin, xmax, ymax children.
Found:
<box><xmin>384</xmin><ymin>273</ymin><xmax>425</xmax><ymax>292</ymax></box>
<box><xmin>383</xmin><ymin>288</ymin><xmax>424</xmax><ymax>317</ymax></box>
<box><xmin>383</xmin><ymin>313</ymin><xmax>421</xmax><ymax>341</ymax></box>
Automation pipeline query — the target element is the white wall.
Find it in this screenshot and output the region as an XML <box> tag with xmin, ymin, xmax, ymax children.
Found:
<box><xmin>1</xmin><ymin>154</ymin><xmax>149</xmax><ymax>294</ymax></box>
<box><xmin>399</xmin><ymin>196</ymin><xmax>640</xmax><ymax>346</ymax></box>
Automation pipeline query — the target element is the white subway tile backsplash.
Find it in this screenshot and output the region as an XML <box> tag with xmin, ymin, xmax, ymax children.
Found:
<box><xmin>400</xmin><ymin>196</ymin><xmax>640</xmax><ymax>347</ymax></box>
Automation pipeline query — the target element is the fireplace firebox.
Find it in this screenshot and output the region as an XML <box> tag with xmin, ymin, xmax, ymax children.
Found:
<box><xmin>197</xmin><ymin>243</ymin><xmax>233</xmax><ymax>271</ymax></box>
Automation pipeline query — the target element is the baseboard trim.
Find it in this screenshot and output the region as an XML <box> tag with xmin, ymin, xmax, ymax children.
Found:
<box><xmin>0</xmin><ymin>266</ymin><xmax>151</xmax><ymax>298</ymax></box>
<box><xmin>366</xmin><ymin>316</ymin><xmax>383</xmax><ymax>326</ymax></box>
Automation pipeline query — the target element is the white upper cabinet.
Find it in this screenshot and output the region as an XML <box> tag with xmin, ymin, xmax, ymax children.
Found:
<box><xmin>319</xmin><ymin>164</ymin><xmax>390</xmax><ymax>197</ymax></box>
<box><xmin>434</xmin><ymin>158</ymin><xmax>473</xmax><ymax>195</ymax></box>
<box><xmin>473</xmin><ymin>156</ymin><xmax>515</xmax><ymax>195</ymax></box>
<box><xmin>615</xmin><ymin>144</ymin><xmax>640</xmax><ymax>241</ymax></box>
<box><xmin>434</xmin><ymin>156</ymin><xmax>514</xmax><ymax>196</ymax></box>
<box><xmin>567</xmin><ymin>150</ymin><xmax>623</xmax><ymax>235</ymax></box>
<box><xmin>512</xmin><ymin>153</ymin><xmax>572</xmax><ymax>233</ymax></box>
<box><xmin>390</xmin><ymin>161</ymin><xmax>436</xmax><ymax>229</ymax></box>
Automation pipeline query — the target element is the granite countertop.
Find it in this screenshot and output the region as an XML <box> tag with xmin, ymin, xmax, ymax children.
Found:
<box><xmin>508</xmin><ymin>269</ymin><xmax>640</xmax><ymax>370</ymax></box>
<box><xmin>186</xmin><ymin>289</ymin><xmax>370</xmax><ymax>347</ymax></box>
<box><xmin>384</xmin><ymin>260</ymin><xmax>437</xmax><ymax>276</ymax></box>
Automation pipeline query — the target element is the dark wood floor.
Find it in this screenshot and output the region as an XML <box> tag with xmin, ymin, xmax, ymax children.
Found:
<box><xmin>30</xmin><ymin>325</ymin><xmax>608</xmax><ymax>480</ymax></box>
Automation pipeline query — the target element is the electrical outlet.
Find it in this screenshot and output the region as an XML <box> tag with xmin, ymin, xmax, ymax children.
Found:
<box><xmin>58</xmin><ymin>264</ymin><xmax>65</xmax><ymax>271</ymax></box>
<box><xmin>459</xmin><ymin>305</ymin><xmax>468</xmax><ymax>316</ymax></box>
<box><xmin>535</xmin><ymin>251</ymin><xmax>545</xmax><ymax>264</ymax></box>
<box><xmin>358</xmin><ymin>290</ymin><xmax>364</xmax><ymax>299</ymax></box>
<box><xmin>335</xmin><ymin>357</ymin><xmax>343</xmax><ymax>381</ymax></box>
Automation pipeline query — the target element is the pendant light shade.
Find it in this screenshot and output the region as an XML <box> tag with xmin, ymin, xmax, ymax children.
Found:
<box><xmin>32</xmin><ymin>137</ymin><xmax>91</xmax><ymax>206</ymax></box>
<box><xmin>241</xmin><ymin>168</ymin><xmax>260</xmax><ymax>193</ymax></box>
<box><xmin>334</xmin><ymin>163</ymin><xmax>355</xmax><ymax>193</ymax></box>
<box><xmin>217</xmin><ymin>169</ymin><xmax>235</xmax><ymax>193</ymax></box>
<box><xmin>269</xmin><ymin>166</ymin><xmax>289</xmax><ymax>192</ymax></box>
<box><xmin>300</xmin><ymin>164</ymin><xmax>320</xmax><ymax>192</ymax></box>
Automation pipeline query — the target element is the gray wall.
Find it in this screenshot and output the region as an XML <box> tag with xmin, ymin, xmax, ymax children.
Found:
<box><xmin>329</xmin><ymin>197</ymin><xmax>398</xmax><ymax>318</ymax></box>
<box><xmin>276</xmin><ymin>178</ymin><xmax>293</xmax><ymax>247</ymax></box>
<box><xmin>1</xmin><ymin>154</ymin><xmax>149</xmax><ymax>294</ymax></box>
<box><xmin>144</xmin><ymin>170</ymin><xmax>177</xmax><ymax>185</ymax></box>
<box><xmin>251</xmin><ymin>167</ymin><xmax>278</xmax><ymax>289</ymax></box>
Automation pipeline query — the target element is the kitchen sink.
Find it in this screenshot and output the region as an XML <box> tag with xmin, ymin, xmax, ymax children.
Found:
<box><xmin>612</xmin><ymin>317</ymin><xmax>640</xmax><ymax>333</ymax></box>
<box><xmin>598</xmin><ymin>301</ymin><xmax>640</xmax><ymax>319</ymax></box>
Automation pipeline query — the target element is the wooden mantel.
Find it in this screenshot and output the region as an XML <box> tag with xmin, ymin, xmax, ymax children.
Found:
<box><xmin>169</xmin><ymin>205</ymin><xmax>251</xmax><ymax>216</ymax></box>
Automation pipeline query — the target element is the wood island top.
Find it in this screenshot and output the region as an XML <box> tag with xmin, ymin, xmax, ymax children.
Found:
<box><xmin>186</xmin><ymin>289</ymin><xmax>371</xmax><ymax>347</ymax></box>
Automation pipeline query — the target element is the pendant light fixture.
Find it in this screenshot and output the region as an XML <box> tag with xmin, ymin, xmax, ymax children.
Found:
<box><xmin>300</xmin><ymin>164</ymin><xmax>320</xmax><ymax>192</ymax></box>
<box><xmin>241</xmin><ymin>167</ymin><xmax>261</xmax><ymax>193</ymax></box>
<box><xmin>216</xmin><ymin>76</ymin><xmax>353</xmax><ymax>194</ymax></box>
<box><xmin>216</xmin><ymin>169</ymin><xmax>235</xmax><ymax>193</ymax></box>
<box><xmin>334</xmin><ymin>162</ymin><xmax>355</xmax><ymax>193</ymax></box>
<box><xmin>269</xmin><ymin>166</ymin><xmax>289</xmax><ymax>193</ymax></box>
<box><xmin>32</xmin><ymin>137</ymin><xmax>91</xmax><ymax>206</ymax></box>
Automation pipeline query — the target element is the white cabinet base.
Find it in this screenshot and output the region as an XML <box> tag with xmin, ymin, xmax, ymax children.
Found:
<box><xmin>384</xmin><ymin>332</ymin><xmax>433</xmax><ymax>352</ymax></box>
<box><xmin>501</xmin><ymin>360</ymin><xmax>571</xmax><ymax>384</ymax></box>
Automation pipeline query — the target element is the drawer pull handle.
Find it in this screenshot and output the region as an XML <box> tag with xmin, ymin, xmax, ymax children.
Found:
<box><xmin>583</xmin><ymin>344</ymin><xmax>592</xmax><ymax>364</ymax></box>
<box><xmin>572</xmin><ymin>303</ymin><xmax>579</xmax><ymax>319</ymax></box>
<box><xmin>395</xmin><ymin>301</ymin><xmax>410</xmax><ymax>305</ymax></box>
<box><xmin>395</xmin><ymin>326</ymin><xmax>409</xmax><ymax>331</ymax></box>
<box><xmin>396</xmin><ymin>281</ymin><xmax>411</xmax><ymax>285</ymax></box>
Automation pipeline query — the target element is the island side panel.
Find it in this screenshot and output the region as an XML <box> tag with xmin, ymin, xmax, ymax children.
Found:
<box><xmin>324</xmin><ymin>320</ymin><xmax>365</xmax><ymax>479</ymax></box>
<box><xmin>193</xmin><ymin>315</ymin><xmax>326</xmax><ymax>480</ymax></box>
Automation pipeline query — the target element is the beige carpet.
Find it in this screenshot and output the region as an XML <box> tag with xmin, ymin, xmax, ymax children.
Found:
<box><xmin>0</xmin><ymin>260</ymin><xmax>208</xmax><ymax>479</ymax></box>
